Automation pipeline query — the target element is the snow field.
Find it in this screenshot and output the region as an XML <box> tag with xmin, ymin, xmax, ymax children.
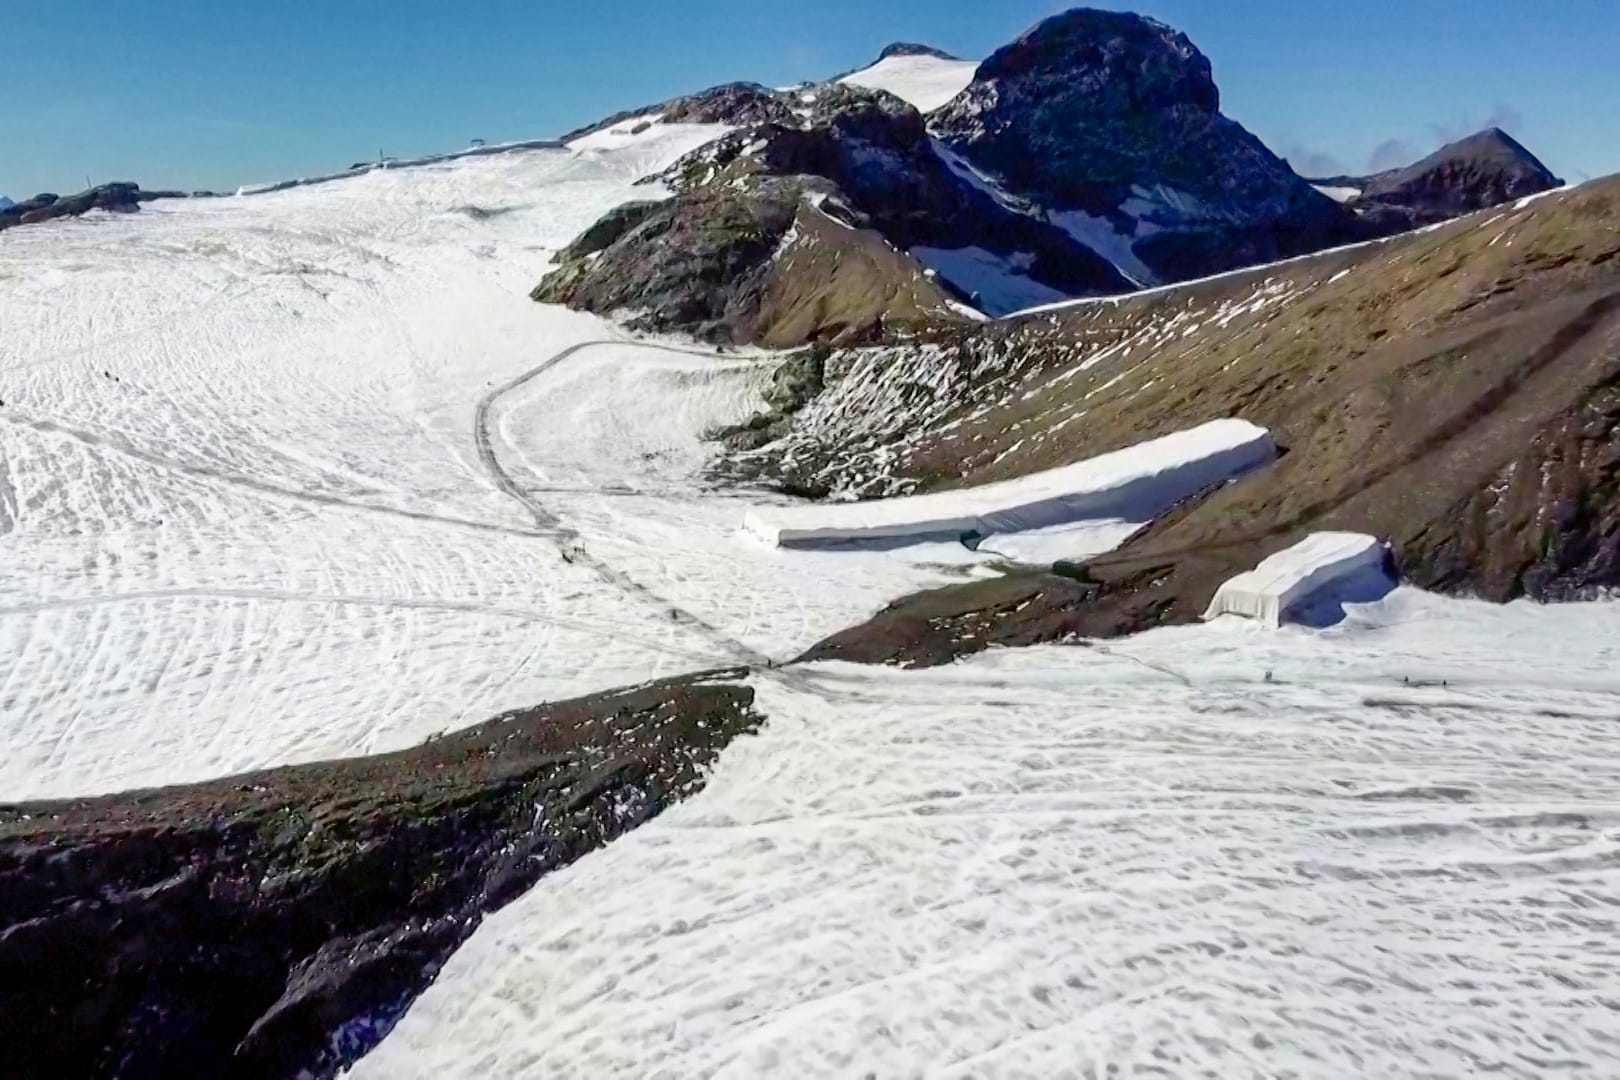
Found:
<box><xmin>361</xmin><ymin>587</ymin><xmax>1620</xmax><ymax>1078</ymax></box>
<box><xmin>485</xmin><ymin>341</ymin><xmax>1013</xmax><ymax>659</ymax></box>
<box><xmin>0</xmin><ymin>119</ymin><xmax>1016</xmax><ymax>797</ymax></box>
<box><xmin>0</xmin><ymin>125</ymin><xmax>746</xmax><ymax>798</ymax></box>
<box><xmin>742</xmin><ymin>418</ymin><xmax>1275</xmax><ymax>547</ymax></box>
<box><xmin>838</xmin><ymin>54</ymin><xmax>981</xmax><ymax>114</ymax></box>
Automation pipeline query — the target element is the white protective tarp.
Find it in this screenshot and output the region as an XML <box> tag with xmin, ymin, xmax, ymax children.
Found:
<box><xmin>744</xmin><ymin>419</ymin><xmax>1275</xmax><ymax>548</ymax></box>
<box><xmin>1204</xmin><ymin>531</ymin><xmax>1390</xmax><ymax>626</ymax></box>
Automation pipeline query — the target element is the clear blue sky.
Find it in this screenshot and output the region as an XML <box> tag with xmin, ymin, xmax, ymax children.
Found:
<box><xmin>4</xmin><ymin>0</ymin><xmax>1616</xmax><ymax>197</ymax></box>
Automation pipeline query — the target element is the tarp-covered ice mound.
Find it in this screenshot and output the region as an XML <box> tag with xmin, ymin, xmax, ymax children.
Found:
<box><xmin>744</xmin><ymin>418</ymin><xmax>1275</xmax><ymax>548</ymax></box>
<box><xmin>1204</xmin><ymin>532</ymin><xmax>1392</xmax><ymax>627</ymax></box>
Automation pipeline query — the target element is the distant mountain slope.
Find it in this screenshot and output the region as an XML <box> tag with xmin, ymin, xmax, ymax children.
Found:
<box><xmin>541</xmin><ymin>8</ymin><xmax>1564</xmax><ymax>327</ymax></box>
<box><xmin>1309</xmin><ymin>128</ymin><xmax>1563</xmax><ymax>231</ymax></box>
<box><xmin>0</xmin><ymin>195</ymin><xmax>13</xmax><ymax>211</ymax></box>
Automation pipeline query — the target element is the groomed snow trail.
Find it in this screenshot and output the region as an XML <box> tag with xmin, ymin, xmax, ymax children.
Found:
<box><xmin>474</xmin><ymin>339</ymin><xmax>773</xmax><ymax>669</ymax></box>
<box><xmin>360</xmin><ymin>589</ymin><xmax>1620</xmax><ymax>1078</ymax></box>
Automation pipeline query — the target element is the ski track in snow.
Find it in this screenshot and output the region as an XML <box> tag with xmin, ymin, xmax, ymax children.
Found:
<box><xmin>4</xmin><ymin>122</ymin><xmax>1620</xmax><ymax>1077</ymax></box>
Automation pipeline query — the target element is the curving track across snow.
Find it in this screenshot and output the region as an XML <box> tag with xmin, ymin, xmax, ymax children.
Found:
<box><xmin>473</xmin><ymin>338</ymin><xmax>776</xmax><ymax>669</ymax></box>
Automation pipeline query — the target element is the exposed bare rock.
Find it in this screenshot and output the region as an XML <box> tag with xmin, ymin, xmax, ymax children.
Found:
<box><xmin>0</xmin><ymin>673</ymin><xmax>763</xmax><ymax>1079</ymax></box>
<box><xmin>538</xmin><ymin>82</ymin><xmax>1131</xmax><ymax>340</ymax></box>
<box><xmin>929</xmin><ymin>8</ymin><xmax>1362</xmax><ymax>284</ymax></box>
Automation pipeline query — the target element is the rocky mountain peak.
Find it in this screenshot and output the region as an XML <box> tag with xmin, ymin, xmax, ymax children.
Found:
<box><xmin>973</xmin><ymin>8</ymin><xmax>1218</xmax><ymax>113</ymax></box>
<box><xmin>1338</xmin><ymin>126</ymin><xmax>1564</xmax><ymax>229</ymax></box>
<box><xmin>877</xmin><ymin>42</ymin><xmax>960</xmax><ymax>62</ymax></box>
<box><xmin>929</xmin><ymin>7</ymin><xmax>1353</xmax><ymax>284</ymax></box>
<box><xmin>1374</xmin><ymin>126</ymin><xmax>1561</xmax><ymax>191</ymax></box>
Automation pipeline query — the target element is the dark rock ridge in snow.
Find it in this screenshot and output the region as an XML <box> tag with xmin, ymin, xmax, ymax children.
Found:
<box><xmin>560</xmin><ymin>82</ymin><xmax>797</xmax><ymax>143</ymax></box>
<box><xmin>928</xmin><ymin>8</ymin><xmax>1362</xmax><ymax>284</ymax></box>
<box><xmin>656</xmin><ymin>85</ymin><xmax>1130</xmax><ymax>293</ymax></box>
<box><xmin>877</xmin><ymin>42</ymin><xmax>961</xmax><ymax>61</ymax></box>
<box><xmin>537</xmin><ymin>83</ymin><xmax>1132</xmax><ymax>341</ymax></box>
<box><xmin>0</xmin><ymin>672</ymin><xmax>763</xmax><ymax>1079</ymax></box>
<box><xmin>533</xmin><ymin>169</ymin><xmax>962</xmax><ymax>348</ymax></box>
<box><xmin>1308</xmin><ymin>128</ymin><xmax>1563</xmax><ymax>231</ymax></box>
<box><xmin>0</xmin><ymin>181</ymin><xmax>194</xmax><ymax>233</ymax></box>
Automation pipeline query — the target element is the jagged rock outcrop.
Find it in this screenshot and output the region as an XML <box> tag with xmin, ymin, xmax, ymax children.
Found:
<box><xmin>532</xmin><ymin>170</ymin><xmax>963</xmax><ymax>347</ymax></box>
<box><xmin>0</xmin><ymin>672</ymin><xmax>763</xmax><ymax>1079</ymax></box>
<box><xmin>0</xmin><ymin>182</ymin><xmax>195</xmax><ymax>233</ymax></box>
<box><xmin>928</xmin><ymin>8</ymin><xmax>1361</xmax><ymax>284</ymax></box>
<box><xmin>1309</xmin><ymin>128</ymin><xmax>1563</xmax><ymax>231</ymax></box>
<box><xmin>1</xmin><ymin>182</ymin><xmax>143</xmax><ymax>232</ymax></box>
<box><xmin>659</xmin><ymin>84</ymin><xmax>1130</xmax><ymax>292</ymax></box>
<box><xmin>538</xmin><ymin>82</ymin><xmax>1133</xmax><ymax>340</ymax></box>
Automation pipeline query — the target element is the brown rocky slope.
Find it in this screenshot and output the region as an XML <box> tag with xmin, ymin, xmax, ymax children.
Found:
<box><xmin>0</xmin><ymin>673</ymin><xmax>762</xmax><ymax>1079</ymax></box>
<box><xmin>718</xmin><ymin>179</ymin><xmax>1620</xmax><ymax>666</ymax></box>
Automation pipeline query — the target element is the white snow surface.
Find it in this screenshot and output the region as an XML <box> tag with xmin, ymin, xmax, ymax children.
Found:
<box><xmin>0</xmin><ymin>120</ymin><xmax>992</xmax><ymax>799</ymax></box>
<box><xmin>1046</xmin><ymin>208</ymin><xmax>1159</xmax><ymax>288</ymax></box>
<box><xmin>1312</xmin><ymin>184</ymin><xmax>1362</xmax><ymax>203</ymax></box>
<box><xmin>838</xmin><ymin>54</ymin><xmax>980</xmax><ymax>113</ymax></box>
<box><xmin>1205</xmin><ymin>532</ymin><xmax>1393</xmax><ymax>627</ymax></box>
<box><xmin>910</xmin><ymin>245</ymin><xmax>1070</xmax><ymax>316</ymax></box>
<box><xmin>361</xmin><ymin>587</ymin><xmax>1620</xmax><ymax>1078</ymax></box>
<box><xmin>743</xmin><ymin>419</ymin><xmax>1275</xmax><ymax>547</ymax></box>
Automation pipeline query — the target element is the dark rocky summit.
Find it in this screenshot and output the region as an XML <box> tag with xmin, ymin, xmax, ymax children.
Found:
<box><xmin>1309</xmin><ymin>128</ymin><xmax>1564</xmax><ymax>231</ymax></box>
<box><xmin>928</xmin><ymin>8</ymin><xmax>1361</xmax><ymax>284</ymax></box>
<box><xmin>0</xmin><ymin>672</ymin><xmax>763</xmax><ymax>1079</ymax></box>
<box><xmin>540</xmin><ymin>8</ymin><xmax>1567</xmax><ymax>339</ymax></box>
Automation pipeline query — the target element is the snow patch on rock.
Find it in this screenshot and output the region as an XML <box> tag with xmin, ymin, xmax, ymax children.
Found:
<box><xmin>910</xmin><ymin>245</ymin><xmax>1070</xmax><ymax>316</ymax></box>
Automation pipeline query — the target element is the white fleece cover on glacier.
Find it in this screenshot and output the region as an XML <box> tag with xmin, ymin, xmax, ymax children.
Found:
<box><xmin>744</xmin><ymin>418</ymin><xmax>1275</xmax><ymax>547</ymax></box>
<box><xmin>1204</xmin><ymin>531</ymin><xmax>1391</xmax><ymax>627</ymax></box>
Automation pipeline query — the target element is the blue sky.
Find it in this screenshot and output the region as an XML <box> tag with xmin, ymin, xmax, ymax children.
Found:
<box><xmin>3</xmin><ymin>1</ymin><xmax>1616</xmax><ymax>196</ymax></box>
